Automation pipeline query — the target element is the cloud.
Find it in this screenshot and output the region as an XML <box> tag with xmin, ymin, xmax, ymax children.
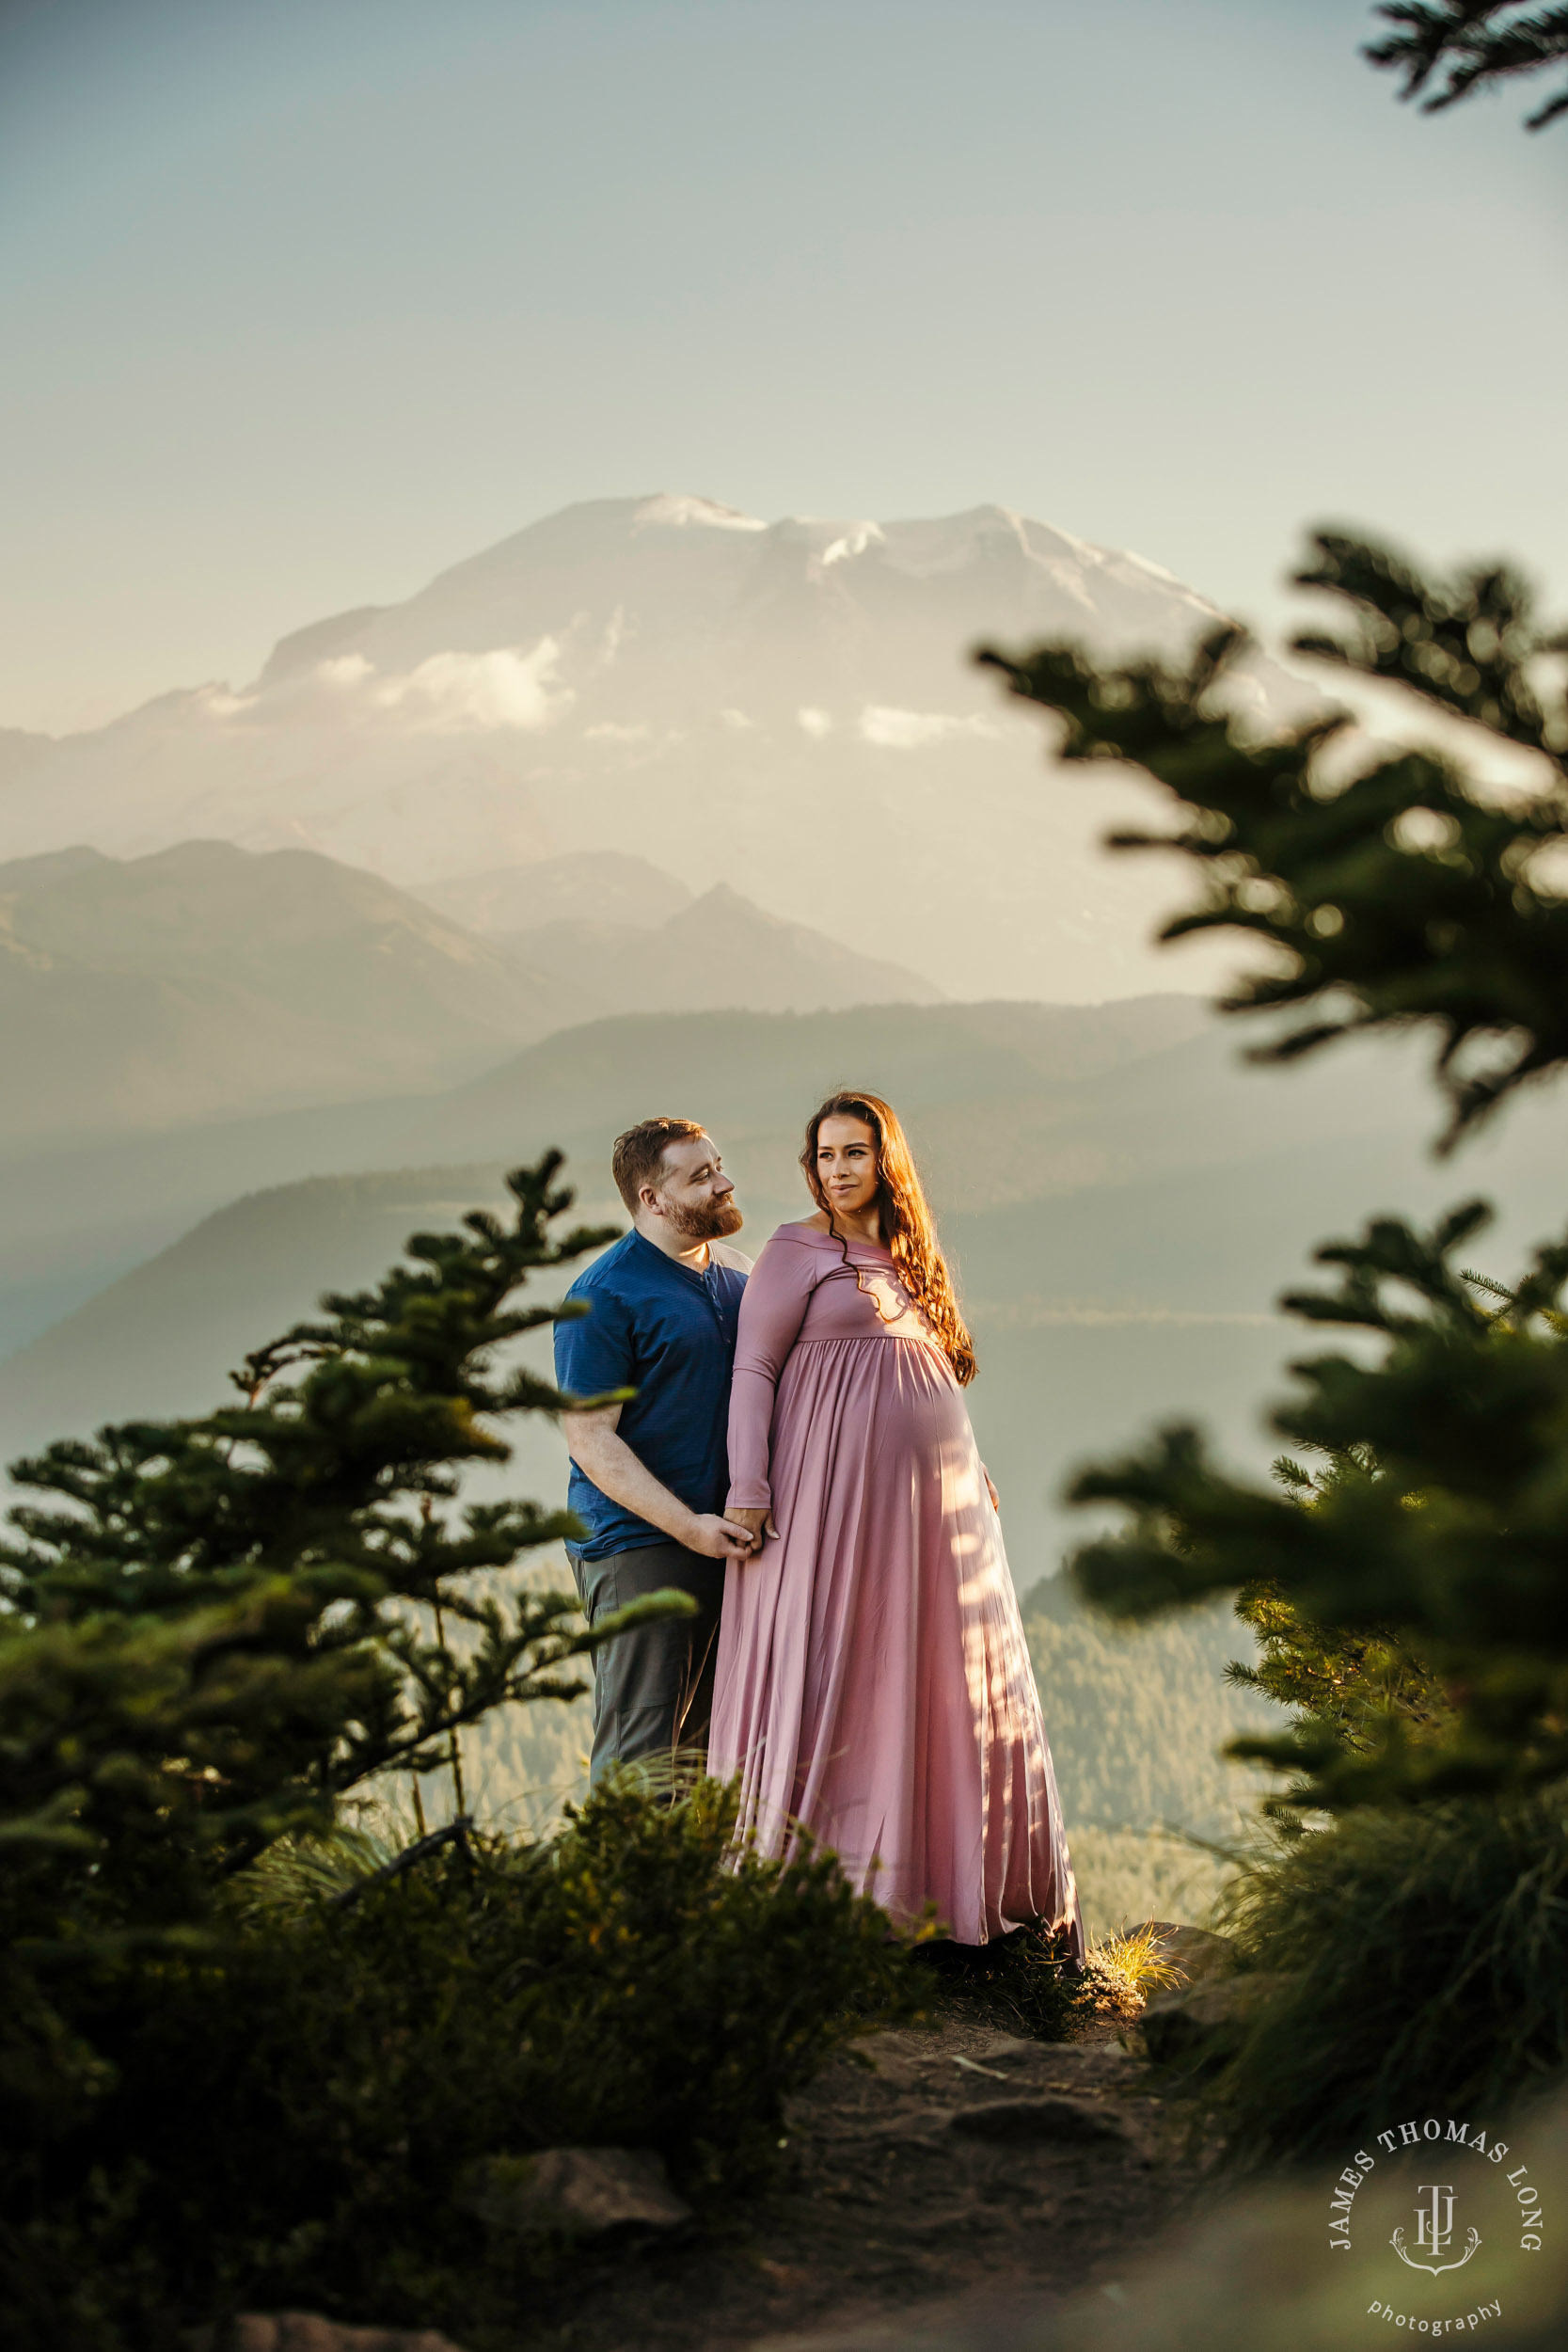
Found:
<box><xmin>797</xmin><ymin>707</ymin><xmax>833</xmax><ymax>739</ymax></box>
<box><xmin>596</xmin><ymin>605</ymin><xmax>628</xmax><ymax>668</ymax></box>
<box><xmin>585</xmin><ymin>721</ymin><xmax>652</xmax><ymax>742</ymax></box>
<box><xmin>857</xmin><ymin>707</ymin><xmax>1002</xmax><ymax>750</ymax></box>
<box><xmin>307</xmin><ymin>640</ymin><xmax>573</xmax><ymax>733</ymax></box>
<box><xmin>195</xmin><ymin>685</ymin><xmax>260</xmax><ymax>718</ymax></box>
<box><xmin>820</xmin><ymin>524</ymin><xmax>884</xmax><ymax>567</ymax></box>
<box><xmin>318</xmin><ymin>654</ymin><xmax>372</xmax><ymax>682</ymax></box>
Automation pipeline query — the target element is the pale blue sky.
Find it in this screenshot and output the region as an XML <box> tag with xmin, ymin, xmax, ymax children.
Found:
<box><xmin>2</xmin><ymin>0</ymin><xmax>1564</xmax><ymax>733</ymax></box>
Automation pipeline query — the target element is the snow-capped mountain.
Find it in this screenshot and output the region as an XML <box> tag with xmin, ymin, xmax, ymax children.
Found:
<box><xmin>0</xmin><ymin>495</ymin><xmax>1303</xmax><ymax>1000</ymax></box>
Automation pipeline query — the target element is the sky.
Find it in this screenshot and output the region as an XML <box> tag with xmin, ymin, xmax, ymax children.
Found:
<box><xmin>1</xmin><ymin>0</ymin><xmax>1564</xmax><ymax>737</ymax></box>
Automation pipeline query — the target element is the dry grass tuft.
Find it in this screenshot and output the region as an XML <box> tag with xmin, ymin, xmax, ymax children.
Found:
<box><xmin>1085</xmin><ymin>1922</ymin><xmax>1187</xmax><ymax>2011</ymax></box>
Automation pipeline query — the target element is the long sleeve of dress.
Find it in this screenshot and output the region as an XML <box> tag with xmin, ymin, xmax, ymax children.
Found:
<box><xmin>725</xmin><ymin>1232</ymin><xmax>819</xmax><ymax>1510</ymax></box>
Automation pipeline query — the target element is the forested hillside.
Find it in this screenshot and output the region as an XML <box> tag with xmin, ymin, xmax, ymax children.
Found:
<box><xmin>1021</xmin><ymin>1575</ymin><xmax>1259</xmax><ymax>1841</ymax></box>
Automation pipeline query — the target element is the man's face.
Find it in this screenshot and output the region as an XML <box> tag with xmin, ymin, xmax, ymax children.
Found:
<box><xmin>647</xmin><ymin>1134</ymin><xmax>743</xmax><ymax>1239</ymax></box>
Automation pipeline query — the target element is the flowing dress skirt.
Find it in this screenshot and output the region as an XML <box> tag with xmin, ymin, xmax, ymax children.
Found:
<box><xmin>711</xmin><ymin>1228</ymin><xmax>1082</xmax><ymax>1950</ymax></box>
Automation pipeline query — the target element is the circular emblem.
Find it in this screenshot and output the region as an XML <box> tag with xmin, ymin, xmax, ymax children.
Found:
<box><xmin>1325</xmin><ymin>2112</ymin><xmax>1546</xmax><ymax>2332</ymax></box>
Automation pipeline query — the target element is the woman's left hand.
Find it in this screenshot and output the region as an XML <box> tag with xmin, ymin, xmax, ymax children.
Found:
<box><xmin>729</xmin><ymin>1504</ymin><xmax>778</xmax><ymax>1556</ymax></box>
<box><xmin>982</xmin><ymin>1465</ymin><xmax>1000</xmax><ymax>1514</ymax></box>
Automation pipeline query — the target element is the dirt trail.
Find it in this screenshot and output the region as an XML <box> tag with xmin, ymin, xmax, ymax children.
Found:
<box><xmin>526</xmin><ymin>2001</ymin><xmax>1205</xmax><ymax>2351</ymax></box>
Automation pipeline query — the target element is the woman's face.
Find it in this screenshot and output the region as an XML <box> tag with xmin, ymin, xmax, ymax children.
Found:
<box><xmin>815</xmin><ymin>1115</ymin><xmax>879</xmax><ymax>1218</ymax></box>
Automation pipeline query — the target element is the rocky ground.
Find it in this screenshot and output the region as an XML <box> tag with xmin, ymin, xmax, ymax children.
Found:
<box><xmin>517</xmin><ymin>1990</ymin><xmax>1211</xmax><ymax>2352</ymax></box>
<box><xmin>207</xmin><ymin>1934</ymin><xmax>1242</xmax><ymax>2352</ymax></box>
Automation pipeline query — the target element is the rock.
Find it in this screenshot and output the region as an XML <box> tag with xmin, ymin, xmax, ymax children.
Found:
<box><xmin>964</xmin><ymin>2035</ymin><xmax>1040</xmax><ymax>2065</ymax></box>
<box><xmin>198</xmin><ymin>2319</ymin><xmax>468</xmax><ymax>2352</ymax></box>
<box><xmin>1140</xmin><ymin>1971</ymin><xmax>1291</xmax><ymax>2068</ymax></box>
<box><xmin>460</xmin><ymin>2146</ymin><xmax>693</xmax><ymax>2237</ymax></box>
<box><xmin>856</xmin><ymin>2027</ymin><xmax>938</xmax><ymax>2069</ymax></box>
<box><xmin>986</xmin><ymin>2039</ymin><xmax>1140</xmax><ymax>2082</ymax></box>
<box><xmin>1125</xmin><ymin>1920</ymin><xmax>1236</xmax><ymax>1988</ymax></box>
<box><xmin>965</xmin><ymin>2039</ymin><xmax>1145</xmax><ymax>2097</ymax></box>
<box><xmin>948</xmin><ymin>2094</ymin><xmax>1130</xmax><ymax>2145</ymax></box>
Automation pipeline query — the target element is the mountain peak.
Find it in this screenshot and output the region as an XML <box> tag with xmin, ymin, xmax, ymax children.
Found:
<box><xmin>0</xmin><ymin>492</ymin><xmax>1304</xmax><ymax>1005</ymax></box>
<box><xmin>0</xmin><ymin>843</ymin><xmax>110</xmax><ymax>895</ymax></box>
<box><xmin>630</xmin><ymin>493</ymin><xmax>765</xmax><ymax>533</ymax></box>
<box><xmin>688</xmin><ymin>882</ymin><xmax>753</xmax><ymax>915</ymax></box>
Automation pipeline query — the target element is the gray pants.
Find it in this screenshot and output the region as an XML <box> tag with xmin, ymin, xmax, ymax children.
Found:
<box><xmin>569</xmin><ymin>1539</ymin><xmax>725</xmax><ymax>1787</ymax></box>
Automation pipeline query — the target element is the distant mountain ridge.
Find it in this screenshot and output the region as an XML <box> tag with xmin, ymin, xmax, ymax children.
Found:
<box><xmin>414</xmin><ymin>850</ymin><xmax>692</xmax><ymax>934</ymax></box>
<box><xmin>0</xmin><ymin>494</ymin><xmax>1314</xmax><ymax>1002</ymax></box>
<box><xmin>0</xmin><ymin>839</ymin><xmax>945</xmax><ymax>1156</ymax></box>
<box><xmin>0</xmin><ymin>839</ymin><xmax>578</xmax><ymax>1146</ymax></box>
<box><xmin>416</xmin><ymin>851</ymin><xmax>943</xmax><ymax>1010</ymax></box>
<box><xmin>494</xmin><ymin>882</ymin><xmax>943</xmax><ymax>1021</ymax></box>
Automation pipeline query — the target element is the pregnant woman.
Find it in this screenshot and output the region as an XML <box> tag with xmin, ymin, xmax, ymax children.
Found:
<box><xmin>710</xmin><ymin>1089</ymin><xmax>1083</xmax><ymax>1951</ymax></box>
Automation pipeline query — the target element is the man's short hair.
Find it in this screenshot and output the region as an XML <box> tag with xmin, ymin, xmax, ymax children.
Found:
<box><xmin>611</xmin><ymin>1117</ymin><xmax>707</xmax><ymax>1215</ymax></box>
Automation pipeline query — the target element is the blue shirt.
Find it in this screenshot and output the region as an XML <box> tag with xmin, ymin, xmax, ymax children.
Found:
<box><xmin>554</xmin><ymin>1229</ymin><xmax>750</xmax><ymax>1561</ymax></box>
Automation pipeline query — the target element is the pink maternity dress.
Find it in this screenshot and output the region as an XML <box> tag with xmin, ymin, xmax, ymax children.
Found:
<box><xmin>709</xmin><ymin>1222</ymin><xmax>1084</xmax><ymax>1950</ymax></box>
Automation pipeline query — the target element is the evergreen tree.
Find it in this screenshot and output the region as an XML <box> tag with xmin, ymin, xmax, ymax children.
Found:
<box><xmin>978</xmin><ymin>532</ymin><xmax>1568</xmax><ymax>1807</ymax></box>
<box><xmin>0</xmin><ymin>1154</ymin><xmax>682</xmax><ymax>2099</ymax></box>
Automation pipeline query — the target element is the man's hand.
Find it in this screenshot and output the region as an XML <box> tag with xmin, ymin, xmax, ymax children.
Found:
<box><xmin>981</xmin><ymin>1465</ymin><xmax>1000</xmax><ymax>1514</ymax></box>
<box><xmin>564</xmin><ymin>1406</ymin><xmax>756</xmax><ymax>1561</ymax></box>
<box><xmin>686</xmin><ymin>1512</ymin><xmax>762</xmax><ymax>1562</ymax></box>
<box><xmin>729</xmin><ymin>1504</ymin><xmax>778</xmax><ymax>1557</ymax></box>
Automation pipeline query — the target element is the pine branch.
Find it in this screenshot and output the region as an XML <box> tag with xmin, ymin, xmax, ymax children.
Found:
<box><xmin>1367</xmin><ymin>5</ymin><xmax>1568</xmax><ymax>130</ymax></box>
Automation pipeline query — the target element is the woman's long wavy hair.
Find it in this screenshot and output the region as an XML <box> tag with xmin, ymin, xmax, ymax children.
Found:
<box><xmin>800</xmin><ymin>1090</ymin><xmax>976</xmax><ymax>1385</ymax></box>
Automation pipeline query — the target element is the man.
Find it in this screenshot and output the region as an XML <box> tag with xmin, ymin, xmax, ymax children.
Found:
<box><xmin>555</xmin><ymin>1116</ymin><xmax>755</xmax><ymax>1785</ymax></box>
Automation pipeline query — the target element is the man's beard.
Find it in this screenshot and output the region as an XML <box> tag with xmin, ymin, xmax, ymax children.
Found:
<box><xmin>666</xmin><ymin>1195</ymin><xmax>744</xmax><ymax>1241</ymax></box>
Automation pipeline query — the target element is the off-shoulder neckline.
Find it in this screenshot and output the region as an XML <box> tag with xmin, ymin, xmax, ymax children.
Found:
<box><xmin>778</xmin><ymin>1219</ymin><xmax>893</xmax><ymax>1256</ymax></box>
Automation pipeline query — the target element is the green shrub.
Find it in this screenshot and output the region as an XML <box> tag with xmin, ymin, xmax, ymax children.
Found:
<box><xmin>914</xmin><ymin>1917</ymin><xmax>1095</xmax><ymax>2040</ymax></box>
<box><xmin>1212</xmin><ymin>1794</ymin><xmax>1568</xmax><ymax>2161</ymax></box>
<box><xmin>4</xmin><ymin>1779</ymin><xmax>913</xmax><ymax>2351</ymax></box>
